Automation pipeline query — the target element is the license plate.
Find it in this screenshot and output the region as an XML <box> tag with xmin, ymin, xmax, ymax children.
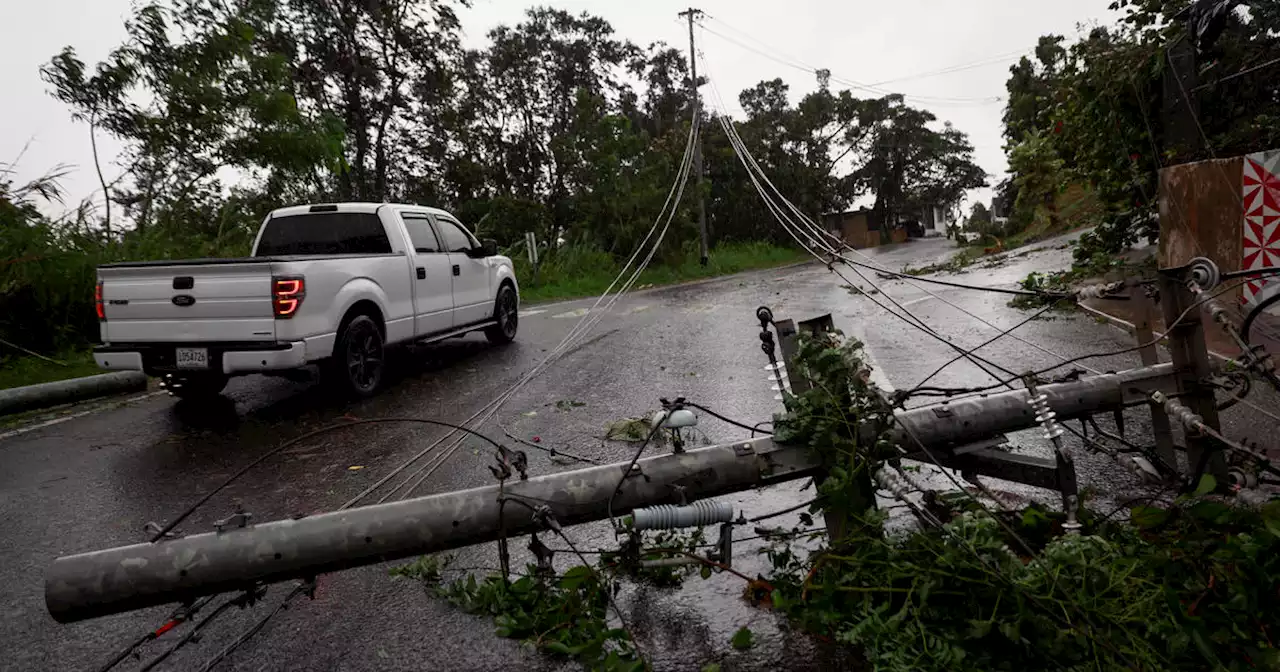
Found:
<box><xmin>175</xmin><ymin>347</ymin><xmax>209</xmax><ymax>369</ymax></box>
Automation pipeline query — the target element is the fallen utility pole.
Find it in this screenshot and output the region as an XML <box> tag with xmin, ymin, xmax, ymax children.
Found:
<box><xmin>46</xmin><ymin>363</ymin><xmax>1178</xmax><ymax>624</ymax></box>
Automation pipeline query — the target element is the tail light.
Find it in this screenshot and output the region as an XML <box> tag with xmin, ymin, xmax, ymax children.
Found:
<box><xmin>272</xmin><ymin>276</ymin><xmax>305</xmax><ymax>318</ymax></box>
<box><xmin>95</xmin><ymin>282</ymin><xmax>105</xmax><ymax>321</ymax></box>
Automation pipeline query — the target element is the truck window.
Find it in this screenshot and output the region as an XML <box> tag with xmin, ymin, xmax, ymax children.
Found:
<box><xmin>436</xmin><ymin>219</ymin><xmax>475</xmax><ymax>253</ymax></box>
<box><xmin>401</xmin><ymin>215</ymin><xmax>442</xmax><ymax>253</ymax></box>
<box><xmin>256</xmin><ymin>213</ymin><xmax>392</xmax><ymax>256</ymax></box>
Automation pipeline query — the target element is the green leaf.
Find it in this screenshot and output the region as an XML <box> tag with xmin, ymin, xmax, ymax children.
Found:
<box><xmin>700</xmin><ymin>565</ymin><xmax>713</xmax><ymax>580</ymax></box>
<box><xmin>543</xmin><ymin>641</ymin><xmax>582</xmax><ymax>656</ymax></box>
<box><xmin>701</xmin><ymin>664</ymin><xmax>723</xmax><ymax>672</ymax></box>
<box><xmin>1130</xmin><ymin>505</ymin><xmax>1169</xmax><ymax>529</ymax></box>
<box><xmin>559</xmin><ymin>565</ymin><xmax>594</xmax><ymax>590</ymax></box>
<box><xmin>1189</xmin><ymin>500</ymin><xmax>1231</xmax><ymax>524</ymax></box>
<box><xmin>1193</xmin><ymin>474</ymin><xmax>1217</xmax><ymax>497</ymax></box>
<box><xmin>1262</xmin><ymin>499</ymin><xmax>1280</xmax><ymax>521</ymax></box>
<box><xmin>730</xmin><ymin>626</ymin><xmax>755</xmax><ymax>650</ymax></box>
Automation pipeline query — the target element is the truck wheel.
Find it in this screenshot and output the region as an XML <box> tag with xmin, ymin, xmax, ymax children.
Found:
<box><xmin>165</xmin><ymin>373</ymin><xmax>228</xmax><ymax>399</ymax></box>
<box><xmin>334</xmin><ymin>314</ymin><xmax>385</xmax><ymax>397</ymax></box>
<box><xmin>485</xmin><ymin>284</ymin><xmax>519</xmax><ymax>345</ymax></box>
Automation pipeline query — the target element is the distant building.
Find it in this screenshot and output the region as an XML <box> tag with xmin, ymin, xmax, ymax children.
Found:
<box><xmin>919</xmin><ymin>204</ymin><xmax>949</xmax><ymax>238</ymax></box>
<box><xmin>822</xmin><ymin>209</ymin><xmax>907</xmax><ymax>248</ymax></box>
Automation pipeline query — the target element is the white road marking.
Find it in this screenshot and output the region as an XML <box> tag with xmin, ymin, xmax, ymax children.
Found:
<box><xmin>552</xmin><ymin>308</ymin><xmax>590</xmax><ymax>319</ymax></box>
<box><xmin>900</xmin><ymin>296</ymin><xmax>934</xmax><ymax>308</ymax></box>
<box><xmin>518</xmin><ymin>309</ymin><xmax>547</xmax><ymax>317</ymax></box>
<box><xmin>860</xmin><ymin>346</ymin><xmax>897</xmax><ymax>393</ymax></box>
<box><xmin>0</xmin><ymin>391</ymin><xmax>167</xmax><ymax>443</ymax></box>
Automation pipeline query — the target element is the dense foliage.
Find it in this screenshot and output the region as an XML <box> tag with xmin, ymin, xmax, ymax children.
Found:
<box><xmin>1001</xmin><ymin>0</ymin><xmax>1280</xmax><ymax>260</ymax></box>
<box><xmin>3</xmin><ymin>0</ymin><xmax>986</xmax><ymax>358</ymax></box>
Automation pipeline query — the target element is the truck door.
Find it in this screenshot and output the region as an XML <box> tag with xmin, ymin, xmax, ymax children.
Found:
<box><xmin>399</xmin><ymin>212</ymin><xmax>454</xmax><ymax>336</ymax></box>
<box><xmin>433</xmin><ymin>215</ymin><xmax>492</xmax><ymax>326</ymax></box>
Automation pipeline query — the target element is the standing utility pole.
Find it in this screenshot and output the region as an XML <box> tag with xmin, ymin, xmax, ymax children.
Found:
<box><xmin>679</xmin><ymin>7</ymin><xmax>710</xmax><ymax>266</ymax></box>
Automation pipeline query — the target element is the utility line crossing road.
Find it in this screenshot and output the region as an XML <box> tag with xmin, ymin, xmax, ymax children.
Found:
<box><xmin>4</xmin><ymin>235</ymin><xmax>1278</xmax><ymax>671</ymax></box>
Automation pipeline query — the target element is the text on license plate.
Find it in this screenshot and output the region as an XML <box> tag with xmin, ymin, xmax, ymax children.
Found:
<box><xmin>175</xmin><ymin>347</ymin><xmax>209</xmax><ymax>369</ymax></box>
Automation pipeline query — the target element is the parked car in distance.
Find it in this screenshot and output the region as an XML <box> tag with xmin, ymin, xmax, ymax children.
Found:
<box><xmin>93</xmin><ymin>203</ymin><xmax>519</xmax><ymax>398</ymax></box>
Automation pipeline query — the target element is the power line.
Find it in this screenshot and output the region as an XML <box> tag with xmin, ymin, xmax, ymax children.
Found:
<box><xmin>907</xmin><ymin>302</ymin><xmax>1060</xmax><ymax>396</ymax></box>
<box><xmin>698</xmin><ymin>53</ymin><xmax>1091</xmax><ymax>384</ymax></box>
<box><xmin>912</xmin><ymin>279</ymin><xmax>1255</xmax><ymax>399</ymax></box>
<box><xmin>835</xmin><ymin>254</ymin><xmax>1062</xmax><ymax>298</ymax></box>
<box><xmin>698</xmin><ymin>19</ymin><xmax>1003</xmax><ymax>105</ymax></box>
<box><xmin>703</xmin><ymin>58</ymin><xmax>1096</xmax><ymax>389</ymax></box>
<box><xmin>709</xmin><ymin>103</ymin><xmax>1022</xmax><ymax>386</ymax></box>
<box><xmin>865</xmin><ymin>48</ymin><xmax>1035</xmax><ymax>87</ymax></box>
<box><xmin>1192</xmin><ymin>55</ymin><xmax>1280</xmax><ymax>91</ymax></box>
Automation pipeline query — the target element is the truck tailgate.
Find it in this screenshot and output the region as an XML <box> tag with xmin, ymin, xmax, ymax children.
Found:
<box><xmin>99</xmin><ymin>261</ymin><xmax>277</xmax><ymax>344</ymax></box>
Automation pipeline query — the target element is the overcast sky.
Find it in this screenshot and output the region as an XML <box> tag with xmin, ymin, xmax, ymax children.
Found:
<box><xmin>2</xmin><ymin>0</ymin><xmax>1119</xmax><ymax>217</ymax></box>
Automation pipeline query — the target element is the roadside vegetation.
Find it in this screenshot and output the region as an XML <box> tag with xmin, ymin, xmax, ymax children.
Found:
<box><xmin>995</xmin><ymin>1</ymin><xmax>1280</xmax><ymax>279</ymax></box>
<box><xmin>0</xmin><ymin>350</ymin><xmax>99</xmax><ymax>391</ymax></box>
<box><xmin>513</xmin><ymin>241</ymin><xmax>806</xmax><ymax>304</ymax></box>
<box><xmin>395</xmin><ymin>331</ymin><xmax>1280</xmax><ymax>671</ymax></box>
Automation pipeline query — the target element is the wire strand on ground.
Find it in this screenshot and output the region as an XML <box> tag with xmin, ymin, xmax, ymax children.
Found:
<box><xmin>906</xmin><ymin>279</ymin><xmax>1254</xmax><ymax>399</ymax></box>
<box><xmin>906</xmin><ymin>302</ymin><xmax>1060</xmax><ymax>397</ymax></box>
<box><xmin>683</xmin><ymin>401</ymin><xmax>774</xmax><ymax>435</ymax></box>
<box><xmin>607</xmin><ymin>417</ymin><xmax>666</xmax><ymax>530</ymax></box>
<box><xmin>137</xmin><ymin>593</ymin><xmax>251</xmax><ymax>672</ymax></box>
<box><xmin>747</xmin><ymin>498</ymin><xmax>821</xmax><ymax>523</ymax></box>
<box><xmin>196</xmin><ymin>583</ymin><xmax>310</xmax><ymax>672</ymax></box>
<box><xmin>96</xmin><ymin>596</ymin><xmax>218</xmax><ymax>672</ymax></box>
<box><xmin>150</xmin><ymin>417</ymin><xmax>506</xmax><ymax>542</ymax></box>
<box><xmin>546</xmin><ymin>524</ymin><xmax>648</xmax><ymax>668</ymax></box>
<box><xmin>498</xmin><ymin>427</ymin><xmax>600</xmax><ymax>464</ymax></box>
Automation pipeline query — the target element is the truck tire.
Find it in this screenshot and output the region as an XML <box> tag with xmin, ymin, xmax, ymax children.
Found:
<box><xmin>485</xmin><ymin>284</ymin><xmax>519</xmax><ymax>345</ymax></box>
<box><xmin>166</xmin><ymin>373</ymin><xmax>229</xmax><ymax>400</ymax></box>
<box><xmin>332</xmin><ymin>314</ymin><xmax>385</xmax><ymax>397</ymax></box>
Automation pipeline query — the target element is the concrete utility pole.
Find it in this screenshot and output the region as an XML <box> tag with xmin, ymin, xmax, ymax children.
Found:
<box><xmin>679</xmin><ymin>7</ymin><xmax>710</xmax><ymax>266</ymax></box>
<box><xmin>46</xmin><ymin>365</ymin><xmax>1180</xmax><ymax>623</ymax></box>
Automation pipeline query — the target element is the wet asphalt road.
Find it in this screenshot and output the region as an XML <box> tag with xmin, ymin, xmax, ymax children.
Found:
<box><xmin>3</xmin><ymin>235</ymin><xmax>1278</xmax><ymax>672</ymax></box>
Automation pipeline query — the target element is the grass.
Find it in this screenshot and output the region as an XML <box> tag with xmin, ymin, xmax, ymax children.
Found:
<box><xmin>514</xmin><ymin>241</ymin><xmax>808</xmax><ymax>304</ymax></box>
<box><xmin>0</xmin><ymin>350</ymin><xmax>101</xmax><ymax>390</ymax></box>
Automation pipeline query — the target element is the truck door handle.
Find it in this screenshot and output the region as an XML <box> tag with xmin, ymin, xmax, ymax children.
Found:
<box><xmin>452</xmin><ymin>265</ymin><xmax>460</xmax><ymax>277</ymax></box>
<box><xmin>416</xmin><ymin>267</ymin><xmax>426</xmax><ymax>280</ymax></box>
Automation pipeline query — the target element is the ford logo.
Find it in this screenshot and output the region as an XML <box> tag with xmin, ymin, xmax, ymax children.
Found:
<box><xmin>172</xmin><ymin>294</ymin><xmax>196</xmax><ymax>307</ymax></box>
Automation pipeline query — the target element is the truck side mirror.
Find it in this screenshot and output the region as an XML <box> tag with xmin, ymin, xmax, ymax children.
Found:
<box><xmin>480</xmin><ymin>239</ymin><xmax>499</xmax><ymax>257</ymax></box>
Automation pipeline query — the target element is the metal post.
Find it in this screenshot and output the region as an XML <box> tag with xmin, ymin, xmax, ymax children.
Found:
<box><xmin>679</xmin><ymin>7</ymin><xmax>710</xmax><ymax>266</ymax></box>
<box><xmin>46</xmin><ymin>366</ymin><xmax>1179</xmax><ymax>623</ymax></box>
<box><xmin>1136</xmin><ymin>293</ymin><xmax>1178</xmax><ymax>469</ymax></box>
<box><xmin>1159</xmin><ymin>275</ymin><xmax>1227</xmax><ymax>482</ymax></box>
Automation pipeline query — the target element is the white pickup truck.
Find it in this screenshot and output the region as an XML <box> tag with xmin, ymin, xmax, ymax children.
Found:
<box><xmin>94</xmin><ymin>203</ymin><xmax>519</xmax><ymax>398</ymax></box>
